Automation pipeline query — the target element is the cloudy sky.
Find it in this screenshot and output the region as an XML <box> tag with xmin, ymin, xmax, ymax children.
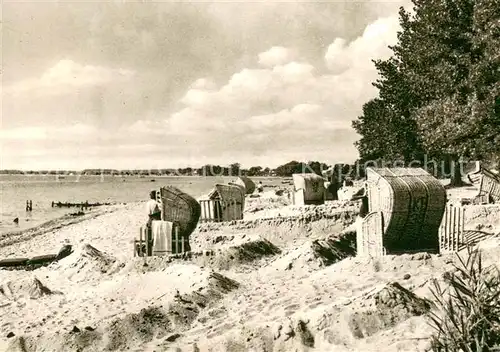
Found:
<box><xmin>1</xmin><ymin>0</ymin><xmax>409</xmax><ymax>170</ymax></box>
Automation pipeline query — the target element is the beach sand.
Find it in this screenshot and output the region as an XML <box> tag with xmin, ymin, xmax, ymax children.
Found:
<box><xmin>1</xmin><ymin>186</ymin><xmax>500</xmax><ymax>351</ymax></box>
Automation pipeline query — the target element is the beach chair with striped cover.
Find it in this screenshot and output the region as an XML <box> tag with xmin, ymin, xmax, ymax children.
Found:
<box><xmin>133</xmin><ymin>222</ymin><xmax>187</xmax><ymax>257</ymax></box>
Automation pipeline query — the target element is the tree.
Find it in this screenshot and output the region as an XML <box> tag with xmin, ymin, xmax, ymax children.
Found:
<box><xmin>306</xmin><ymin>161</ymin><xmax>330</xmax><ymax>175</ymax></box>
<box><xmin>468</xmin><ymin>0</ymin><xmax>500</xmax><ymax>162</ymax></box>
<box><xmin>353</xmin><ymin>7</ymin><xmax>429</xmax><ymax>164</ymax></box>
<box><xmin>273</xmin><ymin>160</ymin><xmax>330</xmax><ymax>177</ymax></box>
<box><xmin>247</xmin><ymin>166</ymin><xmax>263</xmax><ymax>176</ymax></box>
<box><xmin>413</xmin><ymin>0</ymin><xmax>499</xmax><ymax>184</ymax></box>
<box><xmin>353</xmin><ymin>0</ymin><xmax>499</xmax><ymax>185</ymax></box>
<box><xmin>352</xmin><ymin>98</ymin><xmax>415</xmax><ymax>162</ymax></box>
<box><xmin>274</xmin><ymin>161</ymin><xmax>303</xmax><ymax>177</ymax></box>
<box><xmin>229</xmin><ymin>163</ymin><xmax>241</xmax><ymax>177</ymax></box>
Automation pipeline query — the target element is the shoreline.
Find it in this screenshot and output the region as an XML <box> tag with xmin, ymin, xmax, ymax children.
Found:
<box><xmin>0</xmin><ymin>203</ymin><xmax>136</xmax><ymax>251</ymax></box>
<box><xmin>1</xmin><ymin>204</ymin><xmax>117</xmax><ymax>236</ymax></box>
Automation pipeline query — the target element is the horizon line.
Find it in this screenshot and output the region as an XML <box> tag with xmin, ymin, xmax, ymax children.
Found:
<box><xmin>0</xmin><ymin>160</ymin><xmax>359</xmax><ymax>173</ymax></box>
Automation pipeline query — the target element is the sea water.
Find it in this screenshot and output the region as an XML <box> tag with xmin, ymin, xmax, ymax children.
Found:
<box><xmin>0</xmin><ymin>174</ymin><xmax>279</xmax><ymax>235</ymax></box>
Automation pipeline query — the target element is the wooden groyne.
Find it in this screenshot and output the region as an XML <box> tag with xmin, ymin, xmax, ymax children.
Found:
<box><xmin>0</xmin><ymin>245</ymin><xmax>73</xmax><ymax>271</ymax></box>
<box><xmin>51</xmin><ymin>201</ymin><xmax>112</xmax><ymax>208</ymax></box>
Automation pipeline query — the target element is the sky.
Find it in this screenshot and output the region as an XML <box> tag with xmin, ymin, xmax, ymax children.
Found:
<box><xmin>1</xmin><ymin>0</ymin><xmax>410</xmax><ymax>170</ymax></box>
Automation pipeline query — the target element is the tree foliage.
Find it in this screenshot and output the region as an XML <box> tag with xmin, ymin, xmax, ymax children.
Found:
<box><xmin>273</xmin><ymin>160</ymin><xmax>330</xmax><ymax>177</ymax></box>
<box><xmin>353</xmin><ymin>0</ymin><xmax>499</xmax><ymax>171</ymax></box>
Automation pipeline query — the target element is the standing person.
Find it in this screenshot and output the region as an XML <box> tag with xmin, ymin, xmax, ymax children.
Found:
<box><xmin>324</xmin><ymin>179</ymin><xmax>331</xmax><ymax>200</ymax></box>
<box><xmin>328</xmin><ymin>176</ymin><xmax>339</xmax><ymax>201</ymax></box>
<box><xmin>144</xmin><ymin>190</ymin><xmax>161</xmax><ymax>256</ymax></box>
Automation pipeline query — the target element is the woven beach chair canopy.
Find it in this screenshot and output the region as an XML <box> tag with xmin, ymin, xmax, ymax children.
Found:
<box><xmin>292</xmin><ymin>173</ymin><xmax>325</xmax><ymax>202</ymax></box>
<box><xmin>233</xmin><ymin>176</ymin><xmax>256</xmax><ymax>194</ymax></box>
<box><xmin>478</xmin><ymin>167</ymin><xmax>500</xmax><ymax>203</ymax></box>
<box><xmin>160</xmin><ymin>186</ymin><xmax>201</xmax><ymax>239</ymax></box>
<box><xmin>365</xmin><ymin>167</ymin><xmax>447</xmax><ymax>254</ymax></box>
<box><xmin>206</xmin><ymin>183</ymin><xmax>245</xmax><ymax>221</ymax></box>
<box><xmin>209</xmin><ymin>183</ymin><xmax>245</xmax><ymax>204</ymax></box>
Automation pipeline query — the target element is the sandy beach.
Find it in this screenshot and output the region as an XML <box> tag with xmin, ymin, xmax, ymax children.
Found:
<box><xmin>1</xmin><ymin>186</ymin><xmax>500</xmax><ymax>352</ymax></box>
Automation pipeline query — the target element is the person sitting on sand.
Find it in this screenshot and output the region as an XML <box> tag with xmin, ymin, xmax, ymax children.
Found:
<box><xmin>142</xmin><ymin>191</ymin><xmax>162</xmax><ymax>256</ymax></box>
<box><xmin>146</xmin><ymin>190</ymin><xmax>162</xmax><ymax>225</ymax></box>
<box><xmin>257</xmin><ymin>181</ymin><xmax>264</xmax><ymax>193</ymax></box>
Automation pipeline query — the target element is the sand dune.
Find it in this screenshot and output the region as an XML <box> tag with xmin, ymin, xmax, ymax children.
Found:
<box><xmin>1</xmin><ymin>189</ymin><xmax>500</xmax><ymax>351</ymax></box>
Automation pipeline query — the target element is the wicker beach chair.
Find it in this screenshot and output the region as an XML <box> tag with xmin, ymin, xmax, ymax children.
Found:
<box><xmin>134</xmin><ymin>222</ymin><xmax>187</xmax><ymax>257</ymax></box>
<box><xmin>291</xmin><ymin>173</ymin><xmax>325</xmax><ymax>205</ymax></box>
<box><xmin>357</xmin><ymin>167</ymin><xmax>447</xmax><ymax>257</ymax></box>
<box><xmin>206</xmin><ymin>183</ymin><xmax>245</xmax><ymax>221</ymax></box>
<box><xmin>233</xmin><ymin>176</ymin><xmax>256</xmax><ymax>194</ymax></box>
<box><xmin>159</xmin><ymin>186</ymin><xmax>201</xmax><ymax>251</ymax></box>
<box><xmin>474</xmin><ymin>167</ymin><xmax>500</xmax><ymax>204</ymax></box>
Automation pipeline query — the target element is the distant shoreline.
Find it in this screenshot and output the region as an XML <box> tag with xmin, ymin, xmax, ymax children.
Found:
<box><xmin>0</xmin><ymin>173</ymin><xmax>284</xmax><ymax>178</ymax></box>
<box><xmin>0</xmin><ymin>203</ymin><xmax>131</xmax><ymax>249</ymax></box>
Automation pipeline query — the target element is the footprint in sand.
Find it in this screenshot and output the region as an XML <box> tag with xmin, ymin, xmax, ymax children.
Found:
<box><xmin>266</xmin><ymin>295</ymin><xmax>296</xmax><ymax>310</ymax></box>
<box><xmin>307</xmin><ymin>301</ymin><xmax>324</xmax><ymax>309</ymax></box>
<box><xmin>206</xmin><ymin>322</ymin><xmax>236</xmax><ymax>339</ymax></box>
<box><xmin>284</xmin><ymin>303</ymin><xmax>301</xmax><ymax>316</ymax></box>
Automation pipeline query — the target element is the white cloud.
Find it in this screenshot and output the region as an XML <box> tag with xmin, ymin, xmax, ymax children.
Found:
<box><xmin>325</xmin><ymin>16</ymin><xmax>399</xmax><ymax>73</ymax></box>
<box><xmin>147</xmin><ymin>15</ymin><xmax>402</xmax><ymax>166</ymax></box>
<box><xmin>258</xmin><ymin>46</ymin><xmax>295</xmax><ymax>67</ymax></box>
<box><xmin>272</xmin><ymin>62</ymin><xmax>315</xmax><ymax>84</ymax></box>
<box><xmin>190</xmin><ymin>78</ymin><xmax>217</xmax><ymax>91</ymax></box>
<box><xmin>1</xmin><ymin>13</ymin><xmax>402</xmax><ymax>169</ymax></box>
<box><xmin>5</xmin><ymin>59</ymin><xmax>135</xmax><ymax>97</ymax></box>
<box><xmin>223</xmin><ymin>68</ymin><xmax>274</xmax><ymax>95</ymax></box>
<box><xmin>290</xmin><ymin>103</ymin><xmax>322</xmax><ymax>115</ymax></box>
<box><xmin>180</xmin><ymin>89</ymin><xmax>214</xmax><ymax>107</ymax></box>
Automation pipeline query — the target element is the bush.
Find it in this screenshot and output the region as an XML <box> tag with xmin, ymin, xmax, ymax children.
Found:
<box><xmin>428</xmin><ymin>248</ymin><xmax>500</xmax><ymax>351</ymax></box>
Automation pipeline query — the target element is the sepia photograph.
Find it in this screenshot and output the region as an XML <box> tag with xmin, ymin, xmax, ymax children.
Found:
<box><xmin>1</xmin><ymin>0</ymin><xmax>499</xmax><ymax>351</ymax></box>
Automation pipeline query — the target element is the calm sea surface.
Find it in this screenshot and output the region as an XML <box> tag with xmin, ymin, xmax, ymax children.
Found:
<box><xmin>0</xmin><ymin>175</ymin><xmax>281</xmax><ymax>235</ymax></box>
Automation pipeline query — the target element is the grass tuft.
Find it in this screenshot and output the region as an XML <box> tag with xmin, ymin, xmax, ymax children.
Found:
<box><xmin>428</xmin><ymin>247</ymin><xmax>500</xmax><ymax>351</ymax></box>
